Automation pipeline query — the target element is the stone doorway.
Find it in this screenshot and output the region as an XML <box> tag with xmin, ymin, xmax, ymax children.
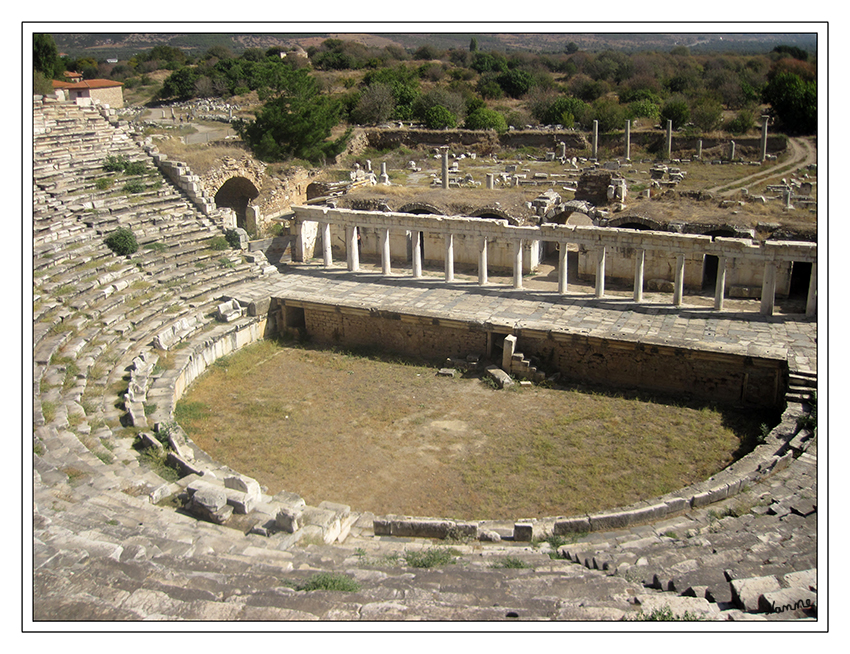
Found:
<box><xmin>788</xmin><ymin>261</ymin><xmax>813</xmax><ymax>298</ymax></box>
<box><xmin>214</xmin><ymin>177</ymin><xmax>260</xmax><ymax>231</ymax></box>
<box><xmin>702</xmin><ymin>254</ymin><xmax>720</xmax><ymax>291</ymax></box>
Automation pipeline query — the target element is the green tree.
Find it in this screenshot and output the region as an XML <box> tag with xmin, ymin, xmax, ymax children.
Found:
<box><xmin>351</xmin><ymin>83</ymin><xmax>396</xmax><ymax>125</ymax></box>
<box><xmin>470</xmin><ymin>51</ymin><xmax>508</xmax><ymax>74</ymax></box>
<box><xmin>413</xmin><ymin>88</ymin><xmax>466</xmax><ymax>123</ymax></box>
<box><xmin>532</xmin><ymin>95</ymin><xmax>589</xmax><ymax>127</ymax></box>
<box><xmin>236</xmin><ymin>69</ymin><xmax>351</xmax><ymax>164</ymax></box>
<box><xmin>158</xmin><ymin>67</ymin><xmax>201</xmax><ymax>100</ymax></box>
<box><xmin>660</xmin><ymin>95</ymin><xmax>691</xmax><ymax>130</ymax></box>
<box><xmin>362</xmin><ymin>65</ymin><xmax>421</xmax><ymax>120</ymax></box>
<box><xmin>423</xmin><ymin>105</ymin><xmax>457</xmax><ymax>129</ymax></box>
<box><xmin>762</xmin><ymin>71</ymin><xmax>817</xmax><ymax>134</ymax></box>
<box><xmin>33</xmin><ymin>34</ymin><xmax>60</xmax><ymax>79</ymax></box>
<box><xmin>590</xmin><ymin>97</ymin><xmax>626</xmax><ymax>132</ymax></box>
<box><xmin>464</xmin><ymin>107</ymin><xmax>507</xmax><ymax>132</ymax></box>
<box><xmin>469</xmin><ymin>37</ymin><xmax>478</xmax><ymax>52</ymax></box>
<box><xmin>690</xmin><ymin>94</ymin><xmax>724</xmax><ymax>132</ymax></box>
<box><xmin>497</xmin><ymin>69</ymin><xmax>534</xmax><ymax>98</ymax></box>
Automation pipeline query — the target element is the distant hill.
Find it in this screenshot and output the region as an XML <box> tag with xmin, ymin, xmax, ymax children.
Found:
<box><xmin>49</xmin><ymin>31</ymin><xmax>818</xmax><ymax>60</ymax></box>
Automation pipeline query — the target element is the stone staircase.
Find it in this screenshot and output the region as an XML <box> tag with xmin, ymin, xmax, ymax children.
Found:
<box><xmin>30</xmin><ymin>96</ymin><xmax>820</xmax><ymax>624</ymax></box>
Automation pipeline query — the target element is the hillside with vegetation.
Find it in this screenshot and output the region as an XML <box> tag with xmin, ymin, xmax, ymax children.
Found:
<box><xmin>35</xmin><ymin>33</ymin><xmax>817</xmax><ymax>167</ymax></box>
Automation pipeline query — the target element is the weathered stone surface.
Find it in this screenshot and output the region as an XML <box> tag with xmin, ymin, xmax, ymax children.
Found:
<box><xmin>730</xmin><ymin>575</ymin><xmax>782</xmax><ymax>611</ymax></box>
<box><xmin>193</xmin><ymin>485</ymin><xmax>226</xmax><ymax>512</ymax></box>
<box><xmin>782</xmin><ymin>568</ymin><xmax>817</xmax><ymax>591</ymax></box>
<box><xmin>275</xmin><ymin>507</ymin><xmax>302</xmax><ymax>533</ymax></box>
<box><xmin>633</xmin><ymin>593</ymin><xmax>720</xmax><ymax>619</ymax></box>
<box><xmin>484</xmin><ymin>365</ymin><xmax>513</xmax><ymax>389</ymax></box>
<box><xmin>758</xmin><ymin>588</ymin><xmax>817</xmax><ymax>615</ymax></box>
<box><xmin>224</xmin><ymin>475</ymin><xmax>261</xmax><ymax>499</ymax></box>
<box><xmin>554</xmin><ymin>516</ymin><xmax>591</xmax><ymax>535</ymax></box>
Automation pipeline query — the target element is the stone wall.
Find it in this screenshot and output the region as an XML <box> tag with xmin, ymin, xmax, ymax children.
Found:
<box><xmin>515</xmin><ymin>330</ymin><xmax>786</xmax><ymax>409</ymax></box>
<box><xmin>362</xmin><ymin>128</ymin><xmax>588</xmax><ymax>154</ymax></box>
<box><xmin>281</xmin><ymin>301</ymin><xmax>787</xmax><ymax>410</ymax></box>
<box><xmin>150</xmin><ymin>149</ymin><xmax>315</xmax><ymax>236</ymax></box>
<box><xmin>301</xmin><ymin>304</ymin><xmax>490</xmax><ymax>360</ymax></box>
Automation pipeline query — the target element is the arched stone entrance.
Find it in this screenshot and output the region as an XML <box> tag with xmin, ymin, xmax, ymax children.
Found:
<box><xmin>398</xmin><ymin>203</ymin><xmax>445</xmax><ymax>263</ymax></box>
<box><xmin>215</xmin><ymin>177</ymin><xmax>260</xmax><ymax>232</ymax></box>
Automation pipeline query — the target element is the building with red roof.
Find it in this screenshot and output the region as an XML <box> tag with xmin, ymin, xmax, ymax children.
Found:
<box><xmin>51</xmin><ymin>78</ymin><xmax>124</xmax><ymax>108</ymax></box>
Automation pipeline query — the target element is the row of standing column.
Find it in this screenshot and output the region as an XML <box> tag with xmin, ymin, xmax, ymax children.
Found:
<box><xmin>320</xmin><ymin>223</ymin><xmax>815</xmax><ymax>316</ymax></box>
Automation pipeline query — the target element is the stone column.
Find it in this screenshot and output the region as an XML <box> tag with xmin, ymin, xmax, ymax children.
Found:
<box><xmin>624</xmin><ymin>119</ymin><xmax>631</xmax><ymax>161</ymax></box>
<box><xmin>322</xmin><ymin>222</ymin><xmax>332</xmax><ymax>267</ymax></box>
<box><xmin>697</xmin><ymin>139</ymin><xmax>703</xmax><ymax>159</ymax></box>
<box><xmin>760</xmin><ymin>116</ymin><xmax>769</xmax><ymax>162</ymax></box>
<box><xmin>513</xmin><ymin>240</ymin><xmax>523</xmax><ymax>289</ymax></box>
<box><xmin>380</xmin><ymin>161</ymin><xmax>390</xmax><ymax>185</ymax></box>
<box><xmin>592</xmin><ymin>120</ymin><xmax>599</xmax><ymax>160</ymax></box>
<box><xmin>806</xmin><ymin>263</ymin><xmax>817</xmax><ymax>317</ymax></box>
<box><xmin>666</xmin><ymin>120</ymin><xmax>673</xmax><ymax>160</ymax></box>
<box><xmin>559</xmin><ymin>141</ymin><xmax>566</xmax><ymax>159</ymax></box>
<box><xmin>760</xmin><ymin>261</ymin><xmax>777</xmax><ymax>316</ymax></box>
<box><xmin>486</xmin><ymin>173</ymin><xmax>495</xmax><ymax>189</ymax></box>
<box><xmin>478</xmin><ymin>236</ymin><xmax>488</xmax><ymax>285</ymax></box>
<box><xmin>381</xmin><ymin>228</ymin><xmax>391</xmax><ymax>275</ymax></box>
<box><xmin>673</xmin><ymin>254</ymin><xmax>685</xmax><ymax>306</ymax></box>
<box><xmin>633</xmin><ymin>248</ymin><xmax>645</xmax><ymax>302</ymax></box>
<box><xmin>346</xmin><ymin>225</ymin><xmax>359</xmax><ymax>272</ymax></box>
<box><xmin>714</xmin><ymin>256</ymin><xmax>727</xmax><ymax>310</ymax></box>
<box><xmin>441</xmin><ymin>147</ymin><xmax>449</xmax><ymax>189</ymax></box>
<box><xmin>557</xmin><ymin>243</ymin><xmax>568</xmax><ymax>295</ymax></box>
<box><xmin>729</xmin><ymin>140</ymin><xmax>736</xmax><ymax>161</ymax></box>
<box><xmin>595</xmin><ymin>246</ymin><xmax>606</xmax><ymax>298</ymax></box>
<box><xmin>412</xmin><ymin>231</ymin><xmax>422</xmax><ymax>278</ymax></box>
<box><xmin>444</xmin><ymin>233</ymin><xmax>454</xmax><ymax>282</ymax></box>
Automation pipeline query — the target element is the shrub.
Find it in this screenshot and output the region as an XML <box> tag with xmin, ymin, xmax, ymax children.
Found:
<box><xmin>660</xmin><ymin>96</ymin><xmax>691</xmax><ymax>130</ymax></box>
<box><xmin>95</xmin><ymin>178</ymin><xmax>113</xmax><ymax>191</ymax></box>
<box><xmin>224</xmin><ymin>229</ymin><xmax>242</xmax><ymax>249</ymax></box>
<box><xmin>725</xmin><ymin>109</ymin><xmax>756</xmax><ymax>135</ymax></box>
<box><xmin>627</xmin><ymin>99</ymin><xmax>660</xmax><ymax>121</ymax></box>
<box><xmin>423</xmin><ymin>105</ymin><xmax>457</xmax><ymax>130</ymax></box>
<box><xmin>104</xmin><ymin>228</ymin><xmax>138</xmax><ymax>256</ymax></box>
<box><xmin>295</xmin><ymin>573</ymin><xmax>360</xmax><ymax>592</ymax></box>
<box><xmin>209</xmin><ymin>236</ymin><xmax>230</xmax><ymax>251</ymax></box>
<box><xmin>122</xmin><ymin>180</ymin><xmax>147</xmax><ymax>194</ymax></box>
<box><xmin>464</xmin><ymin>107</ymin><xmax>508</xmax><ymax>132</ymax></box>
<box><xmin>490</xmin><ymin>556</ymin><xmax>532</xmax><ymax>569</ymax></box>
<box><xmin>123</xmin><ymin>160</ymin><xmax>149</xmax><ymax>176</ymax></box>
<box><xmin>102</xmin><ymin>155</ymin><xmax>129</xmax><ymax>172</ymax></box>
<box><xmin>403</xmin><ymin>547</ymin><xmax>458</xmax><ymax>568</ymax></box>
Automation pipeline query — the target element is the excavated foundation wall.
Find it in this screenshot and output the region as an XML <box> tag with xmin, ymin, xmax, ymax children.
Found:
<box><xmin>282</xmin><ymin>301</ymin><xmax>787</xmax><ymax>410</ymax></box>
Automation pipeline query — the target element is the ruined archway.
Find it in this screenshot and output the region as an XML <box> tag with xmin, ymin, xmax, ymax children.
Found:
<box><xmin>398</xmin><ymin>203</ymin><xmax>445</xmax><ymax>263</ymax></box>
<box><xmin>605</xmin><ymin>215</ymin><xmax>666</xmax><ymax>231</ymax></box>
<box><xmin>214</xmin><ymin>177</ymin><xmax>260</xmax><ymax>231</ymax></box>
<box><xmin>700</xmin><ymin>227</ymin><xmax>742</xmax><ymax>290</ymax></box>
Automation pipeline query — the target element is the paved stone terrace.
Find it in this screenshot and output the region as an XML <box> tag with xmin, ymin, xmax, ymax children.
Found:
<box><xmin>239</xmin><ymin>261</ymin><xmax>818</xmax><ymax>375</ymax></box>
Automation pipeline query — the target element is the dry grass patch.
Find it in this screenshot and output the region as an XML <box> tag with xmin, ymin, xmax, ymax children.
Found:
<box><xmin>176</xmin><ymin>339</ymin><xmax>770</xmax><ymax>521</ymax></box>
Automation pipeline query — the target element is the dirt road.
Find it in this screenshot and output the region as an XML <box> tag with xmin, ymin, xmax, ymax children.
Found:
<box><xmin>707</xmin><ymin>137</ymin><xmax>817</xmax><ymax>197</ymax></box>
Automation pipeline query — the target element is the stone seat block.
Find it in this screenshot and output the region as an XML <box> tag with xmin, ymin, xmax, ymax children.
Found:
<box><xmin>301</xmin><ymin>506</ymin><xmax>341</xmax><ymax>544</ymax></box>
<box><xmin>185</xmin><ymin>477</ymin><xmax>258</xmax><ymax>515</ymax></box>
<box><xmin>758</xmin><ymin>588</ymin><xmax>816</xmax><ymax>615</ymax></box>
<box><xmin>730</xmin><ymin>574</ymin><xmax>782</xmax><ymax>612</ymax></box>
